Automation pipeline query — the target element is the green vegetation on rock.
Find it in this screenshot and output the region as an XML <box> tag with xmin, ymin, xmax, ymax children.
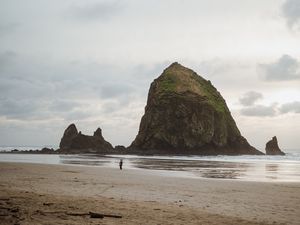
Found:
<box><xmin>158</xmin><ymin>72</ymin><xmax>177</xmax><ymax>92</ymax></box>
<box><xmin>158</xmin><ymin>62</ymin><xmax>227</xmax><ymax>113</ymax></box>
<box><xmin>193</xmin><ymin>76</ymin><xmax>227</xmax><ymax>113</ymax></box>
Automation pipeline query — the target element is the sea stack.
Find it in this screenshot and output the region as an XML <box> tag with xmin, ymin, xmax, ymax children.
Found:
<box><xmin>265</xmin><ymin>136</ymin><xmax>285</xmax><ymax>155</ymax></box>
<box><xmin>130</xmin><ymin>62</ymin><xmax>263</xmax><ymax>155</ymax></box>
<box><xmin>59</xmin><ymin>124</ymin><xmax>114</xmax><ymax>153</ymax></box>
<box><xmin>59</xmin><ymin>124</ymin><xmax>78</xmax><ymax>150</ymax></box>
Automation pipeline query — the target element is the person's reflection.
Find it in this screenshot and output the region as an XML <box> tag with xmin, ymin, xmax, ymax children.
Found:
<box><xmin>265</xmin><ymin>164</ymin><xmax>279</xmax><ymax>180</ymax></box>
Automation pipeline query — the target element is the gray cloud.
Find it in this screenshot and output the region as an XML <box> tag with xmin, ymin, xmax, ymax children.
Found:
<box><xmin>0</xmin><ymin>98</ymin><xmax>43</xmax><ymax>120</ymax></box>
<box><xmin>280</xmin><ymin>101</ymin><xmax>300</xmax><ymax>114</ymax></box>
<box><xmin>239</xmin><ymin>91</ymin><xmax>263</xmax><ymax>106</ymax></box>
<box><xmin>258</xmin><ymin>55</ymin><xmax>300</xmax><ymax>81</ymax></box>
<box><xmin>0</xmin><ymin>103</ymin><xmax>100</xmax><ymax>124</ymax></box>
<box><xmin>240</xmin><ymin>101</ymin><xmax>300</xmax><ymax>117</ymax></box>
<box><xmin>0</xmin><ymin>51</ymin><xmax>17</xmax><ymax>68</ymax></box>
<box><xmin>68</xmin><ymin>1</ymin><xmax>124</xmax><ymax>21</ymax></box>
<box><xmin>240</xmin><ymin>105</ymin><xmax>277</xmax><ymax>117</ymax></box>
<box><xmin>282</xmin><ymin>0</ymin><xmax>300</xmax><ymax>30</ymax></box>
<box><xmin>0</xmin><ymin>22</ymin><xmax>19</xmax><ymax>37</ymax></box>
<box><xmin>0</xmin><ymin>50</ymin><xmax>159</xmax><ymax>123</ymax></box>
<box><xmin>48</xmin><ymin>100</ymin><xmax>80</xmax><ymax>113</ymax></box>
<box><xmin>99</xmin><ymin>83</ymin><xmax>134</xmax><ymax>99</ymax></box>
<box><xmin>0</xmin><ymin>98</ymin><xmax>91</xmax><ymax>121</ymax></box>
<box><xmin>64</xmin><ymin>110</ymin><xmax>93</xmax><ymax>121</ymax></box>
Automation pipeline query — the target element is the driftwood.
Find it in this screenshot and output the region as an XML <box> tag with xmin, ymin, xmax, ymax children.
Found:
<box><xmin>94</xmin><ymin>212</ymin><xmax>122</xmax><ymax>218</ymax></box>
<box><xmin>43</xmin><ymin>202</ymin><xmax>54</xmax><ymax>206</ymax></box>
<box><xmin>0</xmin><ymin>206</ymin><xmax>19</xmax><ymax>212</ymax></box>
<box><xmin>66</xmin><ymin>212</ymin><xmax>90</xmax><ymax>216</ymax></box>
<box><xmin>67</xmin><ymin>211</ymin><xmax>122</xmax><ymax>219</ymax></box>
<box><xmin>89</xmin><ymin>212</ymin><xmax>105</xmax><ymax>218</ymax></box>
<box><xmin>35</xmin><ymin>210</ymin><xmax>63</xmax><ymax>216</ymax></box>
<box><xmin>10</xmin><ymin>208</ymin><xmax>19</xmax><ymax>212</ymax></box>
<box><xmin>37</xmin><ymin>210</ymin><xmax>122</xmax><ymax>219</ymax></box>
<box><xmin>36</xmin><ymin>210</ymin><xmax>121</xmax><ymax>219</ymax></box>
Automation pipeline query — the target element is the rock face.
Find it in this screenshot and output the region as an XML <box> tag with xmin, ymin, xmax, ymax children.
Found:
<box><xmin>59</xmin><ymin>124</ymin><xmax>78</xmax><ymax>150</ymax></box>
<box><xmin>114</xmin><ymin>145</ymin><xmax>127</xmax><ymax>151</ymax></box>
<box><xmin>265</xmin><ymin>136</ymin><xmax>285</xmax><ymax>155</ymax></box>
<box><xmin>40</xmin><ymin>147</ymin><xmax>55</xmax><ymax>153</ymax></box>
<box><xmin>130</xmin><ymin>62</ymin><xmax>263</xmax><ymax>155</ymax></box>
<box><xmin>59</xmin><ymin>124</ymin><xmax>114</xmax><ymax>153</ymax></box>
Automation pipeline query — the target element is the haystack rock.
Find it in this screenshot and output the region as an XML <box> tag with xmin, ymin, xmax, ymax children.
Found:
<box><xmin>265</xmin><ymin>136</ymin><xmax>285</xmax><ymax>155</ymax></box>
<box><xmin>59</xmin><ymin>124</ymin><xmax>114</xmax><ymax>153</ymax></box>
<box><xmin>130</xmin><ymin>62</ymin><xmax>263</xmax><ymax>155</ymax></box>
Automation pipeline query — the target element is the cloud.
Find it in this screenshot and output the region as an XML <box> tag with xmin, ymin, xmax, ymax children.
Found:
<box><xmin>99</xmin><ymin>83</ymin><xmax>134</xmax><ymax>99</ymax></box>
<box><xmin>238</xmin><ymin>91</ymin><xmax>276</xmax><ymax>118</ymax></box>
<box><xmin>240</xmin><ymin>101</ymin><xmax>300</xmax><ymax>117</ymax></box>
<box><xmin>64</xmin><ymin>110</ymin><xmax>93</xmax><ymax>121</ymax></box>
<box><xmin>239</xmin><ymin>91</ymin><xmax>263</xmax><ymax>106</ymax></box>
<box><xmin>280</xmin><ymin>101</ymin><xmax>300</xmax><ymax>114</ymax></box>
<box><xmin>240</xmin><ymin>105</ymin><xmax>277</xmax><ymax>117</ymax></box>
<box><xmin>0</xmin><ymin>98</ymin><xmax>43</xmax><ymax>120</ymax></box>
<box><xmin>0</xmin><ymin>51</ymin><xmax>158</xmax><ymax>123</ymax></box>
<box><xmin>282</xmin><ymin>0</ymin><xmax>300</xmax><ymax>30</ymax></box>
<box><xmin>48</xmin><ymin>100</ymin><xmax>80</xmax><ymax>113</ymax></box>
<box><xmin>0</xmin><ymin>51</ymin><xmax>17</xmax><ymax>68</ymax></box>
<box><xmin>68</xmin><ymin>1</ymin><xmax>124</xmax><ymax>21</ymax></box>
<box><xmin>0</xmin><ymin>22</ymin><xmax>19</xmax><ymax>37</ymax></box>
<box><xmin>258</xmin><ymin>54</ymin><xmax>300</xmax><ymax>81</ymax></box>
<box><xmin>0</xmin><ymin>98</ymin><xmax>85</xmax><ymax>121</ymax></box>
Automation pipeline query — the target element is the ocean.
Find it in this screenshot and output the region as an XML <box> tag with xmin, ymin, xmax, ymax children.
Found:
<box><xmin>0</xmin><ymin>146</ymin><xmax>299</xmax><ymax>182</ymax></box>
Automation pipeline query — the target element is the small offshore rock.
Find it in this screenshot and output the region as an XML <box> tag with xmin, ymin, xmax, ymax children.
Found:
<box><xmin>265</xmin><ymin>136</ymin><xmax>285</xmax><ymax>155</ymax></box>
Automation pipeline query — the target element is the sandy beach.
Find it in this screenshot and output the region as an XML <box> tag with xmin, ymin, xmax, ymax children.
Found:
<box><xmin>0</xmin><ymin>162</ymin><xmax>299</xmax><ymax>225</ymax></box>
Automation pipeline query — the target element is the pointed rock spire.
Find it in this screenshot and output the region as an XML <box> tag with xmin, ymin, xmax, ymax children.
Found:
<box><xmin>59</xmin><ymin>123</ymin><xmax>78</xmax><ymax>149</ymax></box>
<box><xmin>59</xmin><ymin>124</ymin><xmax>114</xmax><ymax>153</ymax></box>
<box><xmin>93</xmin><ymin>128</ymin><xmax>102</xmax><ymax>137</ymax></box>
<box><xmin>265</xmin><ymin>136</ymin><xmax>285</xmax><ymax>155</ymax></box>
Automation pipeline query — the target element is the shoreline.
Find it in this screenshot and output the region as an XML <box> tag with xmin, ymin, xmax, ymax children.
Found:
<box><xmin>1</xmin><ymin>153</ymin><xmax>300</xmax><ymax>182</ymax></box>
<box><xmin>0</xmin><ymin>160</ymin><xmax>299</xmax><ymax>184</ymax></box>
<box><xmin>1</xmin><ymin>162</ymin><xmax>299</xmax><ymax>224</ymax></box>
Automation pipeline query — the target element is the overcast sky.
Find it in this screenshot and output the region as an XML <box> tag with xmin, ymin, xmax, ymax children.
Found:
<box><xmin>0</xmin><ymin>0</ymin><xmax>299</xmax><ymax>150</ymax></box>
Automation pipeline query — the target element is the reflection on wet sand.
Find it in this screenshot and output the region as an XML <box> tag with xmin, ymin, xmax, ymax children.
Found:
<box><xmin>265</xmin><ymin>164</ymin><xmax>279</xmax><ymax>180</ymax></box>
<box><xmin>59</xmin><ymin>155</ymin><xmax>252</xmax><ymax>180</ymax></box>
<box><xmin>265</xmin><ymin>164</ymin><xmax>279</xmax><ymax>172</ymax></box>
<box><xmin>59</xmin><ymin>155</ymin><xmax>112</xmax><ymax>167</ymax></box>
<box><xmin>1</xmin><ymin>153</ymin><xmax>298</xmax><ymax>181</ymax></box>
<box><xmin>56</xmin><ymin>154</ymin><xmax>300</xmax><ymax>182</ymax></box>
<box><xmin>131</xmin><ymin>158</ymin><xmax>250</xmax><ymax>179</ymax></box>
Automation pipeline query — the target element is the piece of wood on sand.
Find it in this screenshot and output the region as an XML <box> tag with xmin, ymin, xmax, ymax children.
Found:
<box><xmin>66</xmin><ymin>211</ymin><xmax>122</xmax><ymax>219</ymax></box>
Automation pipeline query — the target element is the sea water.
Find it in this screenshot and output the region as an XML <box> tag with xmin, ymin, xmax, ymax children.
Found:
<box><xmin>0</xmin><ymin>147</ymin><xmax>299</xmax><ymax>182</ymax></box>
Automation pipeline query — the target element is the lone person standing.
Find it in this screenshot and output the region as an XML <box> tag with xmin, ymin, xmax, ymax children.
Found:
<box><xmin>119</xmin><ymin>159</ymin><xmax>123</xmax><ymax>170</ymax></box>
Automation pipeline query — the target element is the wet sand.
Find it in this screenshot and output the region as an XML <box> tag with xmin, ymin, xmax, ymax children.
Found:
<box><xmin>0</xmin><ymin>162</ymin><xmax>299</xmax><ymax>224</ymax></box>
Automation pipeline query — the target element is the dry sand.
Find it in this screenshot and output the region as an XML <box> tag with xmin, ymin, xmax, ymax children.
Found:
<box><xmin>0</xmin><ymin>162</ymin><xmax>299</xmax><ymax>225</ymax></box>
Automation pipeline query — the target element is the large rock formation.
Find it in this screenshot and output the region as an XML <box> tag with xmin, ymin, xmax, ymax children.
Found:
<box><xmin>59</xmin><ymin>124</ymin><xmax>114</xmax><ymax>153</ymax></box>
<box><xmin>130</xmin><ymin>62</ymin><xmax>263</xmax><ymax>155</ymax></box>
<box><xmin>265</xmin><ymin>136</ymin><xmax>285</xmax><ymax>155</ymax></box>
<box><xmin>59</xmin><ymin>124</ymin><xmax>78</xmax><ymax>150</ymax></box>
